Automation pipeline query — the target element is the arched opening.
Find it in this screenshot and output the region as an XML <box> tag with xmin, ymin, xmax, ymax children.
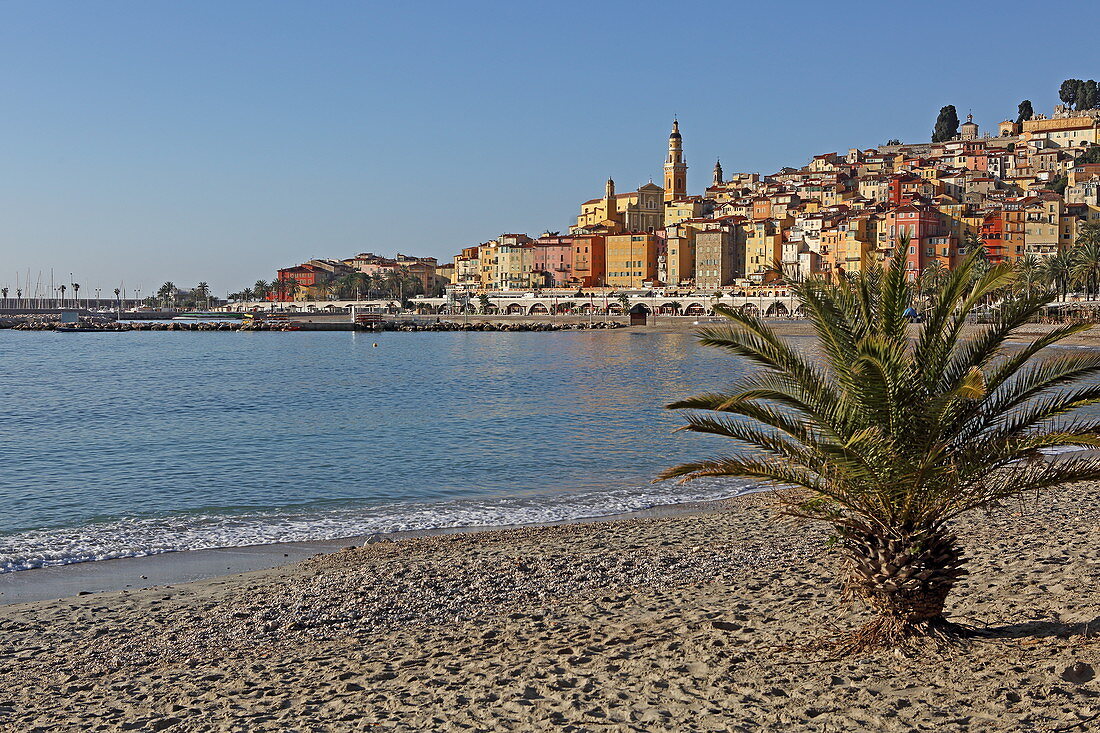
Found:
<box><xmin>684</xmin><ymin>303</ymin><xmax>705</xmax><ymax>316</ymax></box>
<box><xmin>765</xmin><ymin>302</ymin><xmax>790</xmax><ymax>317</ymax></box>
<box><xmin>529</xmin><ymin>303</ymin><xmax>549</xmax><ymax>315</ymax></box>
<box><xmin>506</xmin><ymin>303</ymin><xmax>525</xmax><ymax>315</ymax></box>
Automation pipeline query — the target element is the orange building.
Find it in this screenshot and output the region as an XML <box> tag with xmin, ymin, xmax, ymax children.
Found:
<box><xmin>571</xmin><ymin>234</ymin><xmax>606</xmax><ymax>287</ymax></box>
<box><xmin>605</xmin><ymin>233</ymin><xmax>659</xmax><ymax>288</ymax></box>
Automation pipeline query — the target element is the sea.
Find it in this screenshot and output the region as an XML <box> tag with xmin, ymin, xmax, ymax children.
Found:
<box><xmin>0</xmin><ymin>327</ymin><xmax>765</xmax><ymax>572</ymax></box>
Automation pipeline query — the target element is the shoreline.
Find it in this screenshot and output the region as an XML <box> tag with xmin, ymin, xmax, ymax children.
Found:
<box><xmin>0</xmin><ymin>493</ymin><xmax>750</xmax><ymax>606</ymax></box>
<box><xmin>3</xmin><ymin>483</ymin><xmax>1097</xmax><ymax>730</ymax></box>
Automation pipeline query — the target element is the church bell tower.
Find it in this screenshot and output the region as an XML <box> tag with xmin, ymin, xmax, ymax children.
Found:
<box><xmin>663</xmin><ymin>119</ymin><xmax>687</xmax><ymax>202</ymax></box>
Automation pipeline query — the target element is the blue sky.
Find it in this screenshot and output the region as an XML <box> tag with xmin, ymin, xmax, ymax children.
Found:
<box><xmin>0</xmin><ymin>1</ymin><xmax>1096</xmax><ymax>295</ymax></box>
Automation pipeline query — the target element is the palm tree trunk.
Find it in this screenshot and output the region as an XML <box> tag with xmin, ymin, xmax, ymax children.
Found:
<box><xmin>840</xmin><ymin>525</ymin><xmax>968</xmax><ymax>650</ymax></box>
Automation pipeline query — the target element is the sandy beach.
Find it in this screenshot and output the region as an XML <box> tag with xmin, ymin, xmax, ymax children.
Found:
<box><xmin>2</xmin><ymin>485</ymin><xmax>1097</xmax><ymax>732</ymax></box>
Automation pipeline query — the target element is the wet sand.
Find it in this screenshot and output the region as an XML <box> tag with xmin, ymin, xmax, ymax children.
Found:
<box><xmin>4</xmin><ymin>486</ymin><xmax>1099</xmax><ymax>731</ymax></box>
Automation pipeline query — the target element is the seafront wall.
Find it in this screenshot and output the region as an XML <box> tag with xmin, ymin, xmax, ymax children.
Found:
<box><xmin>2</xmin><ymin>316</ymin><xmax>629</xmax><ymax>333</ymax></box>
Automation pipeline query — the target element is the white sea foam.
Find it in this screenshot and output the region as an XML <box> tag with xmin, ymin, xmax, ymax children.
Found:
<box><xmin>0</xmin><ymin>479</ymin><xmax>755</xmax><ymax>573</ymax></box>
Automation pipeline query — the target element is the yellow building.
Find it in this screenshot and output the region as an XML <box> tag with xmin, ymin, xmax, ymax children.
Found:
<box><xmin>477</xmin><ymin>241</ymin><xmax>499</xmax><ymax>288</ymax></box>
<box><xmin>664</xmin><ymin>225</ymin><xmax>696</xmax><ymax>288</ymax></box>
<box><xmin>742</xmin><ymin>219</ymin><xmax>783</xmax><ymax>282</ymax></box>
<box><xmin>605</xmin><ymin>233</ymin><xmax>659</xmax><ymax>288</ymax></box>
<box><xmin>825</xmin><ymin>215</ymin><xmax>875</xmax><ymax>274</ymax></box>
<box><xmin>573</xmin><ymin>178</ymin><xmax>664</xmax><ymax>233</ymax></box>
<box><xmin>452</xmin><ymin>246</ymin><xmax>481</xmax><ymax>290</ymax></box>
<box><xmin>476</xmin><ymin>234</ymin><xmax>534</xmax><ymax>289</ymax></box>
<box><xmin>664</xmin><ymin>197</ymin><xmax>706</xmax><ymax>227</ymax></box>
<box><xmin>1021</xmin><ymin>116</ymin><xmax>1100</xmax><ymax>148</ymax></box>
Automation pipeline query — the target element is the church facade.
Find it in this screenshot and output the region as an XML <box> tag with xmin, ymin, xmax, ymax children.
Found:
<box><xmin>570</xmin><ymin>121</ymin><xmax>693</xmax><ymax>234</ymax></box>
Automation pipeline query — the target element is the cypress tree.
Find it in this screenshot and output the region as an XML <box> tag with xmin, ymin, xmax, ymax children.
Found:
<box><xmin>932</xmin><ymin>105</ymin><xmax>960</xmax><ymax>143</ymax></box>
<box><xmin>1017</xmin><ymin>99</ymin><xmax>1033</xmax><ymax>124</ymax></box>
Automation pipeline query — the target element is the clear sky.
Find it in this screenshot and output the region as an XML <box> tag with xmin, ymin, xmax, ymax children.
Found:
<box><xmin>0</xmin><ymin>1</ymin><xmax>1096</xmax><ymax>296</ymax></box>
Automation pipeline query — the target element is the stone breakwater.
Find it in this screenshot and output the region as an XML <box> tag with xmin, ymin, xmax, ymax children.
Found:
<box><xmin>2</xmin><ymin>316</ymin><xmax>627</xmax><ymax>332</ymax></box>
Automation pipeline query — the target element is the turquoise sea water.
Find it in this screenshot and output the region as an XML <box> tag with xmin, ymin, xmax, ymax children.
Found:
<box><xmin>0</xmin><ymin>328</ymin><xmax>762</xmax><ymax>571</ymax></box>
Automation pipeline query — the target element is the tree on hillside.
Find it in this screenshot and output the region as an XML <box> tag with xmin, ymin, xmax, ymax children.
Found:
<box><xmin>1079</xmin><ymin>80</ymin><xmax>1099</xmax><ymax>111</ymax></box>
<box><xmin>1016</xmin><ymin>100</ymin><xmax>1033</xmax><ymax>124</ymax></box>
<box><xmin>1081</xmin><ymin>147</ymin><xmax>1100</xmax><ymax>165</ymax></box>
<box><xmin>1060</xmin><ymin>79</ymin><xmax>1082</xmax><ymax>108</ymax></box>
<box><xmin>660</xmin><ymin>238</ymin><xmax>1100</xmax><ymax>652</ymax></box>
<box><xmin>932</xmin><ymin>105</ymin><xmax>960</xmax><ymax>143</ymax></box>
<box><xmin>885</xmin><ymin>138</ymin><xmax>901</xmax><ymax>146</ymax></box>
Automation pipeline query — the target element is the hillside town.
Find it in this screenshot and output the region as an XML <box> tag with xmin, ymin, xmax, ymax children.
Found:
<box><xmin>264</xmin><ymin>95</ymin><xmax>1100</xmax><ymax>306</ymax></box>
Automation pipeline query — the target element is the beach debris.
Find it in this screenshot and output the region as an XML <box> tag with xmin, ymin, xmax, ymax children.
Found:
<box><xmin>1060</xmin><ymin>662</ymin><xmax>1095</xmax><ymax>684</ymax></box>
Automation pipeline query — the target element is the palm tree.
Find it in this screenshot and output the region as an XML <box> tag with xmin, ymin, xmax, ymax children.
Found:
<box><xmin>195</xmin><ymin>282</ymin><xmax>211</xmax><ymax>308</ymax></box>
<box><xmin>1</xmin><ymin>287</ymin><xmax>7</xmax><ymax>308</ymax></box>
<box><xmin>919</xmin><ymin>261</ymin><xmax>949</xmax><ymax>301</ymax></box>
<box><xmin>158</xmin><ymin>282</ymin><xmax>176</xmax><ymax>308</ymax></box>
<box><xmin>1071</xmin><ymin>243</ymin><xmax>1100</xmax><ymax>301</ymax></box>
<box><xmin>57</xmin><ymin>284</ymin><xmax>66</xmax><ymax>307</ymax></box>
<box><xmin>254</xmin><ymin>280</ymin><xmax>270</xmax><ymax>301</ymax></box>
<box><xmin>336</xmin><ymin>272</ymin><xmax>364</xmax><ymax>300</ymax></box>
<box><xmin>1012</xmin><ymin>254</ymin><xmax>1045</xmax><ymax>298</ymax></box>
<box><xmin>660</xmin><ymin>240</ymin><xmax>1100</xmax><ymax>652</ymax></box>
<box><xmin>1041</xmin><ymin>250</ymin><xmax>1073</xmax><ymax>302</ymax></box>
<box><xmin>1079</xmin><ymin>222</ymin><xmax>1100</xmax><ymax>249</ymax></box>
<box><xmin>241</xmin><ymin>287</ymin><xmax>254</xmax><ymax>302</ymax></box>
<box><xmin>282</xmin><ymin>277</ymin><xmax>300</xmax><ymax>302</ymax></box>
<box><xmin>71</xmin><ymin>282</ymin><xmax>80</xmax><ymax>308</ymax></box>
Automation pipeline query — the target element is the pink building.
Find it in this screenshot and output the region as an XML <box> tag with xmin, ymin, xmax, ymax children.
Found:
<box><xmin>532</xmin><ymin>234</ymin><xmax>574</xmax><ymax>286</ymax></box>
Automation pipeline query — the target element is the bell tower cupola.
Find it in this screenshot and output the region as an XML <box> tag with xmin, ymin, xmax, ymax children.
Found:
<box><xmin>663</xmin><ymin>119</ymin><xmax>688</xmax><ymax>202</ymax></box>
